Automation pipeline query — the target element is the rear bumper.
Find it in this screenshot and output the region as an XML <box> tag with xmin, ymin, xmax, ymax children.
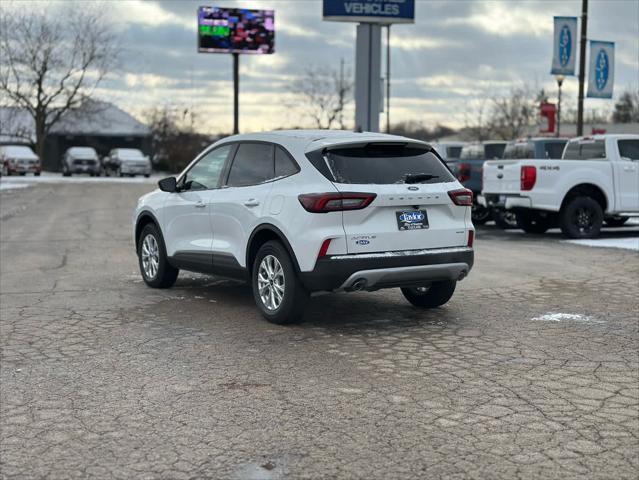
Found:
<box><xmin>300</xmin><ymin>247</ymin><xmax>474</xmax><ymax>292</ymax></box>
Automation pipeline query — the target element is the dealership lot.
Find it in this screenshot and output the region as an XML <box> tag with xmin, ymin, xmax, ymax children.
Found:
<box><xmin>1</xmin><ymin>181</ymin><xmax>638</xmax><ymax>479</ymax></box>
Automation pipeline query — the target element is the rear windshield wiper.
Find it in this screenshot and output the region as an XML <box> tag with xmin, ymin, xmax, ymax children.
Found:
<box><xmin>403</xmin><ymin>173</ymin><xmax>439</xmax><ymax>184</ymax></box>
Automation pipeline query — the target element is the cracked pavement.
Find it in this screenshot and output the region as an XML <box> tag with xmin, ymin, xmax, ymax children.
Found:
<box><xmin>1</xmin><ymin>182</ymin><xmax>638</xmax><ymax>479</ymax></box>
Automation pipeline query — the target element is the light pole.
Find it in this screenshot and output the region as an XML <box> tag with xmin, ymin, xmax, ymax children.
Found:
<box><xmin>556</xmin><ymin>75</ymin><xmax>565</xmax><ymax>137</ymax></box>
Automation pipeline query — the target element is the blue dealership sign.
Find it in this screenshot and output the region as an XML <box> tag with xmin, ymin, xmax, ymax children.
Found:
<box><xmin>587</xmin><ymin>40</ymin><xmax>615</xmax><ymax>99</ymax></box>
<box><xmin>323</xmin><ymin>0</ymin><xmax>415</xmax><ymax>24</ymax></box>
<box><xmin>551</xmin><ymin>16</ymin><xmax>577</xmax><ymax>75</ymax></box>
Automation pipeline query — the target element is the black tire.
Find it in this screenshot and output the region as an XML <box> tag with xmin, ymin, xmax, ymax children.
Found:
<box><xmin>144</xmin><ymin>174</ymin><xmax>150</xmax><ymax>178</ymax></box>
<box><xmin>401</xmin><ymin>280</ymin><xmax>457</xmax><ymax>308</ymax></box>
<box><xmin>516</xmin><ymin>211</ymin><xmax>550</xmax><ymax>234</ymax></box>
<box><xmin>19</xmin><ymin>172</ymin><xmax>26</xmax><ymax>176</ymax></box>
<box><xmin>559</xmin><ymin>196</ymin><xmax>603</xmax><ymax>239</ymax></box>
<box><xmin>471</xmin><ymin>202</ymin><xmax>491</xmax><ymax>225</ymax></box>
<box><xmin>137</xmin><ymin>223</ymin><xmax>179</xmax><ymax>288</ymax></box>
<box><xmin>493</xmin><ymin>209</ymin><xmax>518</xmax><ymax>229</ymax></box>
<box><xmin>604</xmin><ymin>216</ymin><xmax>629</xmax><ymax>228</ymax></box>
<box><xmin>118</xmin><ymin>168</ymin><xmax>124</xmax><ymax>177</ymax></box>
<box><xmin>34</xmin><ymin>171</ymin><xmax>41</xmax><ymax>177</ymax></box>
<box><xmin>252</xmin><ymin>240</ymin><xmax>308</xmax><ymax>325</ymax></box>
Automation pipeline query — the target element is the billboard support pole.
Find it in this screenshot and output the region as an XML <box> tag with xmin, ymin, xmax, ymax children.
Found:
<box><xmin>386</xmin><ymin>25</ymin><xmax>391</xmax><ymax>133</ymax></box>
<box><xmin>576</xmin><ymin>0</ymin><xmax>588</xmax><ymax>136</ymax></box>
<box><xmin>233</xmin><ymin>52</ymin><xmax>239</xmax><ymax>135</ymax></box>
<box><xmin>355</xmin><ymin>23</ymin><xmax>381</xmax><ymax>132</ymax></box>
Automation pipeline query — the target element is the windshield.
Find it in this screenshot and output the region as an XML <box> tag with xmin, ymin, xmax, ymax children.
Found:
<box><xmin>69</xmin><ymin>147</ymin><xmax>97</xmax><ymax>157</ymax></box>
<box><xmin>118</xmin><ymin>149</ymin><xmax>145</xmax><ymax>159</ymax></box>
<box><xmin>322</xmin><ymin>144</ymin><xmax>455</xmax><ymax>185</ymax></box>
<box><xmin>2</xmin><ymin>146</ymin><xmax>36</xmax><ymax>158</ymax></box>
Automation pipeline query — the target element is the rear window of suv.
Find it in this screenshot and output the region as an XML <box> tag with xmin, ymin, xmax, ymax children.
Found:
<box><xmin>317</xmin><ymin>144</ymin><xmax>455</xmax><ymax>185</ymax></box>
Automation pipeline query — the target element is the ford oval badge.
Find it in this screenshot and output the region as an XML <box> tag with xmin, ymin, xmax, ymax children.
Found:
<box><xmin>407</xmin><ymin>186</ymin><xmax>419</xmax><ymax>191</ymax></box>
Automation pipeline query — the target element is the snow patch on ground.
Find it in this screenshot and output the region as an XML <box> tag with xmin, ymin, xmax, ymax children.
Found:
<box><xmin>532</xmin><ymin>312</ymin><xmax>603</xmax><ymax>323</ymax></box>
<box><xmin>1</xmin><ymin>172</ymin><xmax>163</xmax><ymax>192</ymax></box>
<box><xmin>0</xmin><ymin>182</ymin><xmax>33</xmax><ymax>191</ymax></box>
<box><xmin>563</xmin><ymin>237</ymin><xmax>639</xmax><ymax>251</ymax></box>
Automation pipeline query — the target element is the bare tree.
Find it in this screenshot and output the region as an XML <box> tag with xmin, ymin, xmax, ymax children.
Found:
<box><xmin>463</xmin><ymin>99</ymin><xmax>492</xmax><ymax>141</ymax></box>
<box><xmin>488</xmin><ymin>86</ymin><xmax>538</xmax><ymax>140</ymax></box>
<box><xmin>613</xmin><ymin>89</ymin><xmax>639</xmax><ymax>123</ymax></box>
<box><xmin>288</xmin><ymin>64</ymin><xmax>353</xmax><ymax>130</ymax></box>
<box><xmin>0</xmin><ymin>5</ymin><xmax>120</xmax><ymax>158</ymax></box>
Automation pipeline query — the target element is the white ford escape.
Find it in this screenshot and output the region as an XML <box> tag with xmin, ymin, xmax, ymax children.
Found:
<box><xmin>133</xmin><ymin>130</ymin><xmax>475</xmax><ymax>324</ymax></box>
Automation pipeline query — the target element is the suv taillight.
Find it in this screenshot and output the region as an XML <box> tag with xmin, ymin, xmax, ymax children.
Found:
<box><xmin>298</xmin><ymin>192</ymin><xmax>376</xmax><ymax>213</ymax></box>
<box><xmin>448</xmin><ymin>189</ymin><xmax>473</xmax><ymax>206</ymax></box>
<box><xmin>521</xmin><ymin>166</ymin><xmax>536</xmax><ymax>191</ymax></box>
<box><xmin>457</xmin><ymin>162</ymin><xmax>471</xmax><ymax>183</ymax></box>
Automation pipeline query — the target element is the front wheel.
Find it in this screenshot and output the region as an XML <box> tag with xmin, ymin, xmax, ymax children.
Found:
<box><xmin>34</xmin><ymin>171</ymin><xmax>41</xmax><ymax>177</ymax></box>
<box><xmin>559</xmin><ymin>196</ymin><xmax>603</xmax><ymax>239</ymax></box>
<box><xmin>252</xmin><ymin>240</ymin><xmax>308</xmax><ymax>325</ymax></box>
<box><xmin>493</xmin><ymin>209</ymin><xmax>518</xmax><ymax>229</ymax></box>
<box><xmin>138</xmin><ymin>224</ymin><xmax>179</xmax><ymax>288</ymax></box>
<box><xmin>401</xmin><ymin>281</ymin><xmax>457</xmax><ymax>308</ymax></box>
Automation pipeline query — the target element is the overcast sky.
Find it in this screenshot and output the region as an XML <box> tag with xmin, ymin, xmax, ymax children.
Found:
<box><xmin>11</xmin><ymin>0</ymin><xmax>639</xmax><ymax>132</ymax></box>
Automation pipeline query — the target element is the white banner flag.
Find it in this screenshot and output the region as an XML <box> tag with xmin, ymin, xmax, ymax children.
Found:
<box><xmin>551</xmin><ymin>16</ymin><xmax>577</xmax><ymax>75</ymax></box>
<box><xmin>587</xmin><ymin>41</ymin><xmax>615</xmax><ymax>99</ymax></box>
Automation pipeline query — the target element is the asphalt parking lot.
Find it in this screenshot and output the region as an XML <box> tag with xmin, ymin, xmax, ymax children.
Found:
<box><xmin>1</xmin><ymin>180</ymin><xmax>638</xmax><ymax>479</ymax></box>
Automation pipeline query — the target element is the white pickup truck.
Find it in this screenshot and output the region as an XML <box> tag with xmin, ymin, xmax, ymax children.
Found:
<box><xmin>480</xmin><ymin>134</ymin><xmax>639</xmax><ymax>238</ymax></box>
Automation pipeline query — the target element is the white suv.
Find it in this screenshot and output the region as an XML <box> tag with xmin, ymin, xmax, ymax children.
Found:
<box><xmin>133</xmin><ymin>131</ymin><xmax>475</xmax><ymax>324</ymax></box>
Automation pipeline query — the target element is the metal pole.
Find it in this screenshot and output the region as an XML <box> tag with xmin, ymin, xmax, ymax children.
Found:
<box><xmin>386</xmin><ymin>25</ymin><xmax>391</xmax><ymax>133</ymax></box>
<box><xmin>557</xmin><ymin>78</ymin><xmax>563</xmax><ymax>137</ymax></box>
<box><xmin>576</xmin><ymin>0</ymin><xmax>588</xmax><ymax>136</ymax></box>
<box><xmin>233</xmin><ymin>52</ymin><xmax>239</xmax><ymax>135</ymax></box>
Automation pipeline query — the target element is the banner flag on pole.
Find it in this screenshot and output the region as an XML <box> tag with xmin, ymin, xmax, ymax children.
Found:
<box><xmin>551</xmin><ymin>16</ymin><xmax>577</xmax><ymax>75</ymax></box>
<box><xmin>587</xmin><ymin>41</ymin><xmax>615</xmax><ymax>99</ymax></box>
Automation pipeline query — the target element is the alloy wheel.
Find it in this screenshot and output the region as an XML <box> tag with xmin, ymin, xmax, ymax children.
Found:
<box><xmin>141</xmin><ymin>234</ymin><xmax>160</xmax><ymax>280</ymax></box>
<box><xmin>257</xmin><ymin>255</ymin><xmax>285</xmax><ymax>311</ymax></box>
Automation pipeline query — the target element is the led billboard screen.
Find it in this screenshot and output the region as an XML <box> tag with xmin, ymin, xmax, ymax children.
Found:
<box><xmin>198</xmin><ymin>7</ymin><xmax>275</xmax><ymax>54</ymax></box>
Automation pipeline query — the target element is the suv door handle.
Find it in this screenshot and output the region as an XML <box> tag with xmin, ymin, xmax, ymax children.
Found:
<box><xmin>244</xmin><ymin>199</ymin><xmax>260</xmax><ymax>207</ymax></box>
<box><xmin>195</xmin><ymin>201</ymin><xmax>206</xmax><ymax>208</ymax></box>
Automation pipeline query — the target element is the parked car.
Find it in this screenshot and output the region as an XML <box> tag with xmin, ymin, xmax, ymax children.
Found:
<box><xmin>62</xmin><ymin>147</ymin><xmax>101</xmax><ymax>176</ymax></box>
<box><xmin>430</xmin><ymin>141</ymin><xmax>466</xmax><ymax>168</ymax></box>
<box><xmin>481</xmin><ymin>134</ymin><xmax>639</xmax><ymax>238</ymax></box>
<box><xmin>0</xmin><ymin>145</ymin><xmax>41</xmax><ymax>176</ymax></box>
<box><xmin>104</xmin><ymin>148</ymin><xmax>151</xmax><ymax>177</ymax></box>
<box><xmin>133</xmin><ymin>130</ymin><xmax>475</xmax><ymax>324</ymax></box>
<box><xmin>490</xmin><ymin>138</ymin><xmax>568</xmax><ymax>228</ymax></box>
<box><xmin>453</xmin><ymin>141</ymin><xmax>507</xmax><ymax>224</ymax></box>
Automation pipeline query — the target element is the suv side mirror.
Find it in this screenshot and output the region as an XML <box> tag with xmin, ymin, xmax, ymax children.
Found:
<box><xmin>158</xmin><ymin>176</ymin><xmax>177</xmax><ymax>193</ymax></box>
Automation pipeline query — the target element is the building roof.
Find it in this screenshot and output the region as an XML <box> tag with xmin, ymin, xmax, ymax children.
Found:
<box><xmin>0</xmin><ymin>101</ymin><xmax>150</xmax><ymax>143</ymax></box>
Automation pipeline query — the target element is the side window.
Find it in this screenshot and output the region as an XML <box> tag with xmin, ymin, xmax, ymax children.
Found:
<box><xmin>182</xmin><ymin>145</ymin><xmax>232</xmax><ymax>191</ymax></box>
<box><xmin>580</xmin><ymin>140</ymin><xmax>606</xmax><ymax>160</ymax></box>
<box><xmin>563</xmin><ymin>142</ymin><xmax>580</xmax><ymax>159</ymax></box>
<box><xmin>275</xmin><ymin>146</ymin><xmax>299</xmax><ymax>178</ymax></box>
<box><xmin>227</xmin><ymin>143</ymin><xmax>274</xmax><ymax>187</ymax></box>
<box><xmin>544</xmin><ymin>142</ymin><xmax>566</xmax><ymax>159</ymax></box>
<box><xmin>618</xmin><ymin>140</ymin><xmax>639</xmax><ymax>160</ymax></box>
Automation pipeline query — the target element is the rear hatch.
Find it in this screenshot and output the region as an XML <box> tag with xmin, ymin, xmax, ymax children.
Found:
<box><xmin>314</xmin><ymin>143</ymin><xmax>469</xmax><ymax>254</ymax></box>
<box><xmin>482</xmin><ymin>160</ymin><xmax>522</xmax><ymax>194</ymax></box>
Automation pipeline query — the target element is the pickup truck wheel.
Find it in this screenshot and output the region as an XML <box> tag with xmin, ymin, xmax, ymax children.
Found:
<box><xmin>516</xmin><ymin>211</ymin><xmax>549</xmax><ymax>234</ymax></box>
<box><xmin>138</xmin><ymin>224</ymin><xmax>179</xmax><ymax>288</ymax></box>
<box><xmin>604</xmin><ymin>216</ymin><xmax>629</xmax><ymax>227</ymax></box>
<box><xmin>401</xmin><ymin>281</ymin><xmax>457</xmax><ymax>308</ymax></box>
<box><xmin>560</xmin><ymin>196</ymin><xmax>603</xmax><ymax>239</ymax></box>
<box><xmin>252</xmin><ymin>240</ymin><xmax>308</xmax><ymax>325</ymax></box>
<box><xmin>493</xmin><ymin>209</ymin><xmax>518</xmax><ymax>229</ymax></box>
<box><xmin>471</xmin><ymin>203</ymin><xmax>491</xmax><ymax>225</ymax></box>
